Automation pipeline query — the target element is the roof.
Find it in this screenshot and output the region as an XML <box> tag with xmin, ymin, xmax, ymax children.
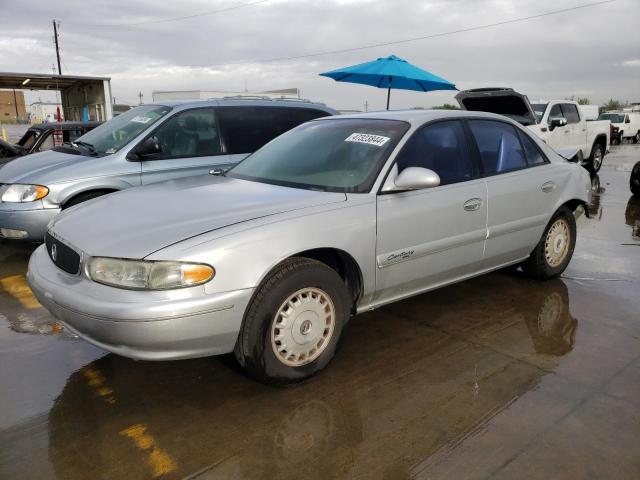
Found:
<box><xmin>0</xmin><ymin>72</ymin><xmax>110</xmax><ymax>90</ymax></box>
<box><xmin>149</xmin><ymin>96</ymin><xmax>336</xmax><ymax>114</ymax></box>
<box><xmin>324</xmin><ymin>108</ymin><xmax>517</xmax><ymax>125</ymax></box>
<box><xmin>29</xmin><ymin>121</ymin><xmax>102</xmax><ymax>131</ymax></box>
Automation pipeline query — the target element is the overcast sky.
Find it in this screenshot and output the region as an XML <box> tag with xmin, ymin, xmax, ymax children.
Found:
<box><xmin>0</xmin><ymin>0</ymin><xmax>638</xmax><ymax>111</ymax></box>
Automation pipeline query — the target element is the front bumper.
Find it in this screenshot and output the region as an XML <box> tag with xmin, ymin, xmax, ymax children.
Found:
<box><xmin>27</xmin><ymin>245</ymin><xmax>254</xmax><ymax>360</ymax></box>
<box><xmin>0</xmin><ymin>203</ymin><xmax>59</xmax><ymax>241</ymax></box>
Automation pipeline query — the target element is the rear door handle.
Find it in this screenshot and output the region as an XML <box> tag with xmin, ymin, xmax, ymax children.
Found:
<box><xmin>463</xmin><ymin>198</ymin><xmax>483</xmax><ymax>211</ymax></box>
<box><xmin>541</xmin><ymin>181</ymin><xmax>556</xmax><ymax>193</ymax></box>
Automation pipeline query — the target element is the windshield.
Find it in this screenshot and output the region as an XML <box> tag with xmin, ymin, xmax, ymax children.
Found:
<box><xmin>227</xmin><ymin>118</ymin><xmax>410</xmax><ymax>193</ymax></box>
<box><xmin>74</xmin><ymin>105</ymin><xmax>172</xmax><ymax>155</ymax></box>
<box><xmin>598</xmin><ymin>113</ymin><xmax>624</xmax><ymax>123</ymax></box>
<box><xmin>531</xmin><ymin>103</ymin><xmax>548</xmax><ymax>123</ymax></box>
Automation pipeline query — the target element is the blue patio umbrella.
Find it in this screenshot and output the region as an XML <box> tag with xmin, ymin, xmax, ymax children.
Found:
<box><xmin>320</xmin><ymin>55</ymin><xmax>457</xmax><ymax>110</ymax></box>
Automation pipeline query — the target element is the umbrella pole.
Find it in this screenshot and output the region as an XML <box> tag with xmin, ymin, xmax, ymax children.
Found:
<box><xmin>386</xmin><ymin>86</ymin><xmax>390</xmax><ymax>110</ymax></box>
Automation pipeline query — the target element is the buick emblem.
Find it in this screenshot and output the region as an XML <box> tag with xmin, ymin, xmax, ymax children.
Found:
<box><xmin>51</xmin><ymin>244</ymin><xmax>57</xmax><ymax>261</ymax></box>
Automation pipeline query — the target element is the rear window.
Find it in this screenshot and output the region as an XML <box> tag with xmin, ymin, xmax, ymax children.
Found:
<box><xmin>218</xmin><ymin>106</ymin><xmax>331</xmax><ymax>155</ymax></box>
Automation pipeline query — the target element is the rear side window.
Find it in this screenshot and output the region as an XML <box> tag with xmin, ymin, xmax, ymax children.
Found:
<box><xmin>468</xmin><ymin>120</ymin><xmax>527</xmax><ymax>175</ymax></box>
<box><xmin>517</xmin><ymin>130</ymin><xmax>547</xmax><ymax>166</ymax></box>
<box><xmin>395</xmin><ymin>120</ymin><xmax>475</xmax><ymax>185</ymax></box>
<box><xmin>218</xmin><ymin>106</ymin><xmax>330</xmax><ymax>155</ymax></box>
<box><xmin>561</xmin><ymin>104</ymin><xmax>580</xmax><ymax>124</ymax></box>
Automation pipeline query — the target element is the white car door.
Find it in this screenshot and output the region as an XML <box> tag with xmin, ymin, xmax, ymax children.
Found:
<box><xmin>375</xmin><ymin>120</ymin><xmax>488</xmax><ymax>305</ymax></box>
<box><xmin>545</xmin><ymin>103</ymin><xmax>571</xmax><ymax>150</ymax></box>
<box><xmin>140</xmin><ymin>108</ymin><xmax>233</xmax><ymax>185</ymax></box>
<box><xmin>560</xmin><ymin>103</ymin><xmax>583</xmax><ymax>154</ymax></box>
<box><xmin>467</xmin><ymin>119</ymin><xmax>565</xmax><ymax>267</ymax></box>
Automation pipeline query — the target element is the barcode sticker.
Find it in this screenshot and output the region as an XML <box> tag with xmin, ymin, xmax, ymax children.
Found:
<box><xmin>345</xmin><ymin>133</ymin><xmax>390</xmax><ymax>147</ymax></box>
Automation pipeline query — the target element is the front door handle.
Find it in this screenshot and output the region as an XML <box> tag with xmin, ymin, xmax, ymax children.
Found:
<box><xmin>463</xmin><ymin>198</ymin><xmax>483</xmax><ymax>211</ymax></box>
<box><xmin>541</xmin><ymin>181</ymin><xmax>556</xmax><ymax>193</ymax></box>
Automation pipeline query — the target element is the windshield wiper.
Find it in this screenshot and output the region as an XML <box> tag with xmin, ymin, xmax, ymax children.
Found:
<box><xmin>73</xmin><ymin>141</ymin><xmax>98</xmax><ymax>155</ymax></box>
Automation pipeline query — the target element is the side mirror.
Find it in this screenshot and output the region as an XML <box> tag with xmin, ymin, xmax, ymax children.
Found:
<box><xmin>625</xmin><ymin>117</ymin><xmax>631</xmax><ymax>124</ymax></box>
<box><xmin>548</xmin><ymin>117</ymin><xmax>567</xmax><ymax>131</ymax></box>
<box><xmin>129</xmin><ymin>137</ymin><xmax>161</xmax><ymax>161</ymax></box>
<box><xmin>393</xmin><ymin>167</ymin><xmax>440</xmax><ymax>191</ymax></box>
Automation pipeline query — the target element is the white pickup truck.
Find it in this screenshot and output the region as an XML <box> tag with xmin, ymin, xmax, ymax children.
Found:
<box><xmin>598</xmin><ymin>111</ymin><xmax>640</xmax><ymax>144</ymax></box>
<box><xmin>456</xmin><ymin>88</ymin><xmax>610</xmax><ymax>173</ymax></box>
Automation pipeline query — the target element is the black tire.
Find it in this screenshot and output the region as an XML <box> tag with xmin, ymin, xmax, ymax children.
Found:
<box><xmin>587</xmin><ymin>143</ymin><xmax>604</xmax><ymax>173</ymax></box>
<box><xmin>521</xmin><ymin>206</ymin><xmax>576</xmax><ymax>280</ymax></box>
<box><xmin>234</xmin><ymin>257</ymin><xmax>351</xmax><ymax>386</ymax></box>
<box><xmin>631</xmin><ymin>161</ymin><xmax>640</xmax><ymax>197</ymax></box>
<box><xmin>62</xmin><ymin>191</ymin><xmax>109</xmax><ymax>209</ymax></box>
<box><xmin>633</xmin><ymin>131</ymin><xmax>640</xmax><ymax>144</ymax></box>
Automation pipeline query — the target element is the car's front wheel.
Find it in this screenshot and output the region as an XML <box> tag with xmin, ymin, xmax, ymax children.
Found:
<box><xmin>235</xmin><ymin>257</ymin><xmax>351</xmax><ymax>385</ymax></box>
<box><xmin>521</xmin><ymin>206</ymin><xmax>576</xmax><ymax>280</ymax></box>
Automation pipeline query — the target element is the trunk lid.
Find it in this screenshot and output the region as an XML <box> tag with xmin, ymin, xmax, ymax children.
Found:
<box><xmin>456</xmin><ymin>88</ymin><xmax>538</xmax><ymax>126</ymax></box>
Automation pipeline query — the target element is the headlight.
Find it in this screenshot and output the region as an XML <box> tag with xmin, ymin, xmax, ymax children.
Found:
<box><xmin>1</xmin><ymin>184</ymin><xmax>49</xmax><ymax>203</ymax></box>
<box><xmin>88</xmin><ymin>257</ymin><xmax>214</xmax><ymax>290</ymax></box>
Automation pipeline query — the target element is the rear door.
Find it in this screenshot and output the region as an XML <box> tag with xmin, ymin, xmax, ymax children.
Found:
<box><xmin>217</xmin><ymin>106</ymin><xmax>331</xmax><ymax>167</ymax></box>
<box><xmin>140</xmin><ymin>108</ymin><xmax>232</xmax><ymax>185</ymax></box>
<box><xmin>467</xmin><ymin>119</ymin><xmax>565</xmax><ymax>267</ymax></box>
<box><xmin>375</xmin><ymin>120</ymin><xmax>487</xmax><ymax>304</ymax></box>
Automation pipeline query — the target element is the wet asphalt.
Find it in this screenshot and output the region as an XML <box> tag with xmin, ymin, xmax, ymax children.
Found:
<box><xmin>0</xmin><ymin>145</ymin><xmax>639</xmax><ymax>480</ymax></box>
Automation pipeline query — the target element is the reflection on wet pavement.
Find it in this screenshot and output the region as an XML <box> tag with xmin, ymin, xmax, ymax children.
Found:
<box><xmin>0</xmin><ymin>145</ymin><xmax>639</xmax><ymax>479</ymax></box>
<box><xmin>625</xmin><ymin>195</ymin><xmax>640</xmax><ymax>241</ymax></box>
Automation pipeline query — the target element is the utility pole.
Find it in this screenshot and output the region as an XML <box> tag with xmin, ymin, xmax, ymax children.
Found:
<box><xmin>364</xmin><ymin>100</ymin><xmax>369</xmax><ymax>112</ymax></box>
<box><xmin>53</xmin><ymin>20</ymin><xmax>62</xmax><ymax>75</ymax></box>
<box><xmin>138</xmin><ymin>91</ymin><xmax>144</xmax><ymax>105</ymax></box>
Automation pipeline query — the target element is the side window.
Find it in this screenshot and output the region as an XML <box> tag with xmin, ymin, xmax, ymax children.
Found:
<box><xmin>468</xmin><ymin>120</ymin><xmax>527</xmax><ymax>175</ymax></box>
<box><xmin>395</xmin><ymin>120</ymin><xmax>475</xmax><ymax>185</ymax></box>
<box><xmin>548</xmin><ymin>104</ymin><xmax>563</xmax><ymax>120</ymax></box>
<box><xmin>148</xmin><ymin>108</ymin><xmax>220</xmax><ymax>159</ymax></box>
<box><xmin>288</xmin><ymin>108</ymin><xmax>331</xmax><ymax>128</ymax></box>
<box><xmin>561</xmin><ymin>104</ymin><xmax>580</xmax><ymax>124</ymax></box>
<box><xmin>517</xmin><ymin>129</ymin><xmax>547</xmax><ymax>166</ymax></box>
<box><xmin>38</xmin><ymin>133</ymin><xmax>55</xmax><ymax>152</ymax></box>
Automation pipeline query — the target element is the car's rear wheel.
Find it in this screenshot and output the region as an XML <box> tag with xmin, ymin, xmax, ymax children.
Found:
<box><xmin>634</xmin><ymin>131</ymin><xmax>640</xmax><ymax>144</ymax></box>
<box><xmin>631</xmin><ymin>161</ymin><xmax>640</xmax><ymax>197</ymax></box>
<box><xmin>587</xmin><ymin>144</ymin><xmax>604</xmax><ymax>173</ymax></box>
<box><xmin>521</xmin><ymin>206</ymin><xmax>576</xmax><ymax>280</ymax></box>
<box><xmin>234</xmin><ymin>257</ymin><xmax>350</xmax><ymax>385</ymax></box>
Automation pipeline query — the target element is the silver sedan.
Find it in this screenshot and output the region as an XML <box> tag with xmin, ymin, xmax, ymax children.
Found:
<box><xmin>28</xmin><ymin>110</ymin><xmax>591</xmax><ymax>384</ymax></box>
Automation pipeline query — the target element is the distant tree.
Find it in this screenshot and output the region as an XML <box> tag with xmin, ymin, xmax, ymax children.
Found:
<box><xmin>564</xmin><ymin>96</ymin><xmax>590</xmax><ymax>105</ymax></box>
<box><xmin>601</xmin><ymin>98</ymin><xmax>624</xmax><ymax>112</ymax></box>
<box><xmin>431</xmin><ymin>103</ymin><xmax>460</xmax><ymax>110</ymax></box>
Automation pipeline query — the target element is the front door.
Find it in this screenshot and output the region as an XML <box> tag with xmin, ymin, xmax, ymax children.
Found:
<box><xmin>545</xmin><ymin>103</ymin><xmax>571</xmax><ymax>150</ymax></box>
<box><xmin>140</xmin><ymin>108</ymin><xmax>232</xmax><ymax>185</ymax></box>
<box><xmin>375</xmin><ymin>120</ymin><xmax>487</xmax><ymax>305</ymax></box>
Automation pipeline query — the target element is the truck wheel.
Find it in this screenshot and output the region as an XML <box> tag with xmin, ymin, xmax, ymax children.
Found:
<box><xmin>587</xmin><ymin>144</ymin><xmax>604</xmax><ymax>173</ymax></box>
<box><xmin>235</xmin><ymin>257</ymin><xmax>351</xmax><ymax>386</ymax></box>
<box><xmin>634</xmin><ymin>132</ymin><xmax>640</xmax><ymax>144</ymax></box>
<box><xmin>631</xmin><ymin>161</ymin><xmax>640</xmax><ymax>197</ymax></box>
<box><xmin>521</xmin><ymin>206</ymin><xmax>576</xmax><ymax>280</ymax></box>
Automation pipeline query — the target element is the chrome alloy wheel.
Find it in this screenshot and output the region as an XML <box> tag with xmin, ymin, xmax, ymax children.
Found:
<box><xmin>592</xmin><ymin>148</ymin><xmax>603</xmax><ymax>170</ymax></box>
<box><xmin>271</xmin><ymin>288</ymin><xmax>336</xmax><ymax>367</ymax></box>
<box><xmin>545</xmin><ymin>219</ymin><xmax>570</xmax><ymax>268</ymax></box>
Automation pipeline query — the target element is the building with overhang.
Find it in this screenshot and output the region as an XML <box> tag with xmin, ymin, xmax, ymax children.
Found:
<box><xmin>0</xmin><ymin>72</ymin><xmax>113</xmax><ymax>122</ymax></box>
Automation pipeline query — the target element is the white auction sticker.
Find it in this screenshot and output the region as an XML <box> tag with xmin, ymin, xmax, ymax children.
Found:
<box><xmin>345</xmin><ymin>133</ymin><xmax>390</xmax><ymax>147</ymax></box>
<box><xmin>130</xmin><ymin>116</ymin><xmax>152</xmax><ymax>124</ymax></box>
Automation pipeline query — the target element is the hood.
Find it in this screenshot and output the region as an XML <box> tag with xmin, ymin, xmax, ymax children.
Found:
<box><xmin>0</xmin><ymin>148</ymin><xmax>88</xmax><ymax>184</ymax></box>
<box><xmin>456</xmin><ymin>88</ymin><xmax>538</xmax><ymax>126</ymax></box>
<box><xmin>49</xmin><ymin>175</ymin><xmax>347</xmax><ymax>258</ymax></box>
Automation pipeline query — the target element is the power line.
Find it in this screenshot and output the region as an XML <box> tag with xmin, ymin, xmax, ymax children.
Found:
<box><xmin>69</xmin><ymin>0</ymin><xmax>270</xmax><ymax>28</ymax></box>
<box><xmin>174</xmin><ymin>0</ymin><xmax>616</xmax><ymax>68</ymax></box>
